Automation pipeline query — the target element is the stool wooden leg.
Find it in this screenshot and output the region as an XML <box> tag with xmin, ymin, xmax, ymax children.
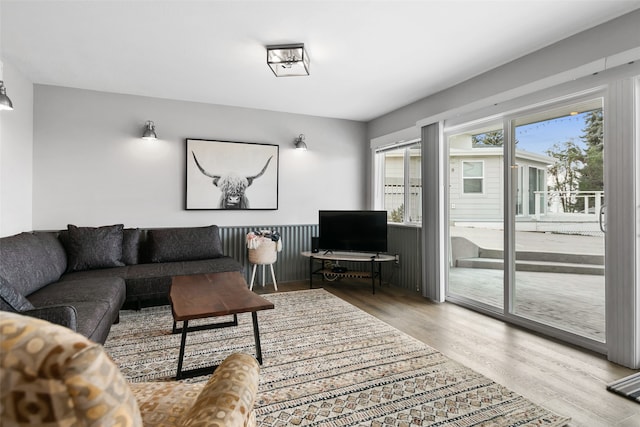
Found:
<box><xmin>250</xmin><ymin>264</ymin><xmax>257</xmax><ymax>290</ymax></box>
<box><xmin>269</xmin><ymin>264</ymin><xmax>278</xmax><ymax>291</ymax></box>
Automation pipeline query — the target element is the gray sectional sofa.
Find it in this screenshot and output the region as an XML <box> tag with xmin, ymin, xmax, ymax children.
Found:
<box><xmin>0</xmin><ymin>224</ymin><xmax>243</xmax><ymax>344</ymax></box>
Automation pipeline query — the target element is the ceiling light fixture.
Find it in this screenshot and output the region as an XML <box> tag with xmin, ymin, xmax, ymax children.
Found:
<box><xmin>266</xmin><ymin>43</ymin><xmax>310</xmax><ymax>77</ymax></box>
<box><xmin>294</xmin><ymin>134</ymin><xmax>308</xmax><ymax>151</ymax></box>
<box><xmin>141</xmin><ymin>120</ymin><xmax>157</xmax><ymax>140</ymax></box>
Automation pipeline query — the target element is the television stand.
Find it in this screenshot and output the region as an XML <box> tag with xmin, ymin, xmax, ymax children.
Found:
<box><xmin>300</xmin><ymin>251</ymin><xmax>395</xmax><ymax>294</ymax></box>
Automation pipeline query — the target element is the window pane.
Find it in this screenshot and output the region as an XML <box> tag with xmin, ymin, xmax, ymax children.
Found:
<box><xmin>516</xmin><ymin>165</ymin><xmax>524</xmax><ymax>215</ymax></box>
<box><xmin>383</xmin><ymin>149</ymin><xmax>405</xmax><ymax>222</ymax></box>
<box><xmin>513</xmin><ymin>98</ymin><xmax>605</xmax><ymax>342</ymax></box>
<box><xmin>408</xmin><ymin>145</ymin><xmax>422</xmax><ymax>222</ymax></box>
<box><xmin>528</xmin><ymin>167</ymin><xmax>539</xmax><ymax>215</ymax></box>
<box><xmin>376</xmin><ymin>141</ymin><xmax>421</xmax><ymax>224</ymax></box>
<box><xmin>463</xmin><ymin>161</ymin><xmax>483</xmax><ymax>193</ymax></box>
<box><xmin>463</xmin><ymin>178</ymin><xmax>483</xmax><ymax>193</ymax></box>
<box><xmin>526</xmin><ymin>167</ymin><xmax>546</xmax><ymax>215</ymax></box>
<box><xmin>447</xmin><ymin>120</ymin><xmax>504</xmax><ymax>310</ymax></box>
<box><xmin>463</xmin><ymin>161</ymin><xmax>483</xmax><ymax>177</ymax></box>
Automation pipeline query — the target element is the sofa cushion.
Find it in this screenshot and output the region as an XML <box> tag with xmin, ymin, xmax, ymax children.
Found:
<box><xmin>70</xmin><ymin>301</ymin><xmax>115</xmax><ymax>344</ymax></box>
<box><xmin>28</xmin><ymin>276</ymin><xmax>126</xmax><ymax>323</ymax></box>
<box><xmin>59</xmin><ymin>266</ymin><xmax>129</xmax><ymax>283</ymax></box>
<box><xmin>21</xmin><ymin>305</ymin><xmax>78</xmax><ymax>332</ymax></box>
<box><xmin>122</xmin><ymin>228</ymin><xmax>143</xmax><ymax>265</ymax></box>
<box><xmin>0</xmin><ymin>276</ymin><xmax>35</xmax><ymax>312</ymax></box>
<box><xmin>64</xmin><ymin>224</ymin><xmax>125</xmax><ymax>272</ymax></box>
<box><xmin>147</xmin><ymin>225</ymin><xmax>224</xmax><ymax>263</ymax></box>
<box><xmin>34</xmin><ymin>231</ymin><xmax>68</xmax><ymax>277</ymax></box>
<box><xmin>123</xmin><ymin>257</ymin><xmax>243</xmax><ymax>302</ymax></box>
<box><xmin>0</xmin><ymin>232</ymin><xmax>64</xmax><ymax>296</ymax></box>
<box><xmin>126</xmin><ymin>258</ymin><xmax>242</xmax><ymax>281</ymax></box>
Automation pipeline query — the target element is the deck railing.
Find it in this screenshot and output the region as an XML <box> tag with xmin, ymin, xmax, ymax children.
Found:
<box><xmin>534</xmin><ymin>190</ymin><xmax>604</xmax><ymax>220</ymax></box>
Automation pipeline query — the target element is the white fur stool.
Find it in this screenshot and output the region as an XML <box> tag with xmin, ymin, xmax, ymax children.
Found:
<box><xmin>247</xmin><ymin>237</ymin><xmax>278</xmax><ymax>291</ymax></box>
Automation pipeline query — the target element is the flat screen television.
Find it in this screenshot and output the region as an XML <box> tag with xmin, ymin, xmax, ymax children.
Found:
<box><xmin>318</xmin><ymin>210</ymin><xmax>387</xmax><ymax>253</ymax></box>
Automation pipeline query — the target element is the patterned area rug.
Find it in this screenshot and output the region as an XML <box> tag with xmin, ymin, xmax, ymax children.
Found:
<box><xmin>104</xmin><ymin>289</ymin><xmax>570</xmax><ymax>426</ymax></box>
<box><xmin>607</xmin><ymin>372</ymin><xmax>640</xmax><ymax>403</ymax></box>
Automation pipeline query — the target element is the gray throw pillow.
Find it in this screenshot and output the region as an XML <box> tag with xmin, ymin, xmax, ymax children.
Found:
<box><xmin>122</xmin><ymin>228</ymin><xmax>142</xmax><ymax>265</ymax></box>
<box><xmin>64</xmin><ymin>224</ymin><xmax>125</xmax><ymax>272</ymax></box>
<box><xmin>147</xmin><ymin>225</ymin><xmax>224</xmax><ymax>263</ymax></box>
<box><xmin>0</xmin><ymin>276</ymin><xmax>35</xmax><ymax>312</ymax></box>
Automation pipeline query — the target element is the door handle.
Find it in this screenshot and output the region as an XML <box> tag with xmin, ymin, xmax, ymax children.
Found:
<box><xmin>599</xmin><ymin>204</ymin><xmax>606</xmax><ymax>233</ymax></box>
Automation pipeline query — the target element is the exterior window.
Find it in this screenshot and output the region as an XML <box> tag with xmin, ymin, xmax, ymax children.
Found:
<box><xmin>528</xmin><ymin>166</ymin><xmax>546</xmax><ymax>215</ymax></box>
<box><xmin>383</xmin><ymin>149</ymin><xmax>404</xmax><ymax>222</ymax></box>
<box><xmin>375</xmin><ymin>141</ymin><xmax>422</xmax><ymax>223</ymax></box>
<box><xmin>516</xmin><ymin>165</ymin><xmax>524</xmax><ymax>215</ymax></box>
<box><xmin>407</xmin><ymin>145</ymin><xmax>422</xmax><ymax>222</ymax></box>
<box><xmin>462</xmin><ymin>161</ymin><xmax>483</xmax><ymax>193</ymax></box>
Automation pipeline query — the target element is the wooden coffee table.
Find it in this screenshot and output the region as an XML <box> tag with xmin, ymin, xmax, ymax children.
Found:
<box><xmin>169</xmin><ymin>271</ymin><xmax>274</xmax><ymax>380</ymax></box>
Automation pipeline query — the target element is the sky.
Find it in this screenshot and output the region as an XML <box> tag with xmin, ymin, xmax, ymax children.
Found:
<box><xmin>515</xmin><ymin>112</ymin><xmax>591</xmax><ymax>155</ymax></box>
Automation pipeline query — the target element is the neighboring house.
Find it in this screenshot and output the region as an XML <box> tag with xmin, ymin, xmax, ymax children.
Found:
<box><xmin>448</xmin><ymin>133</ymin><xmax>553</xmax><ymax>224</ymax></box>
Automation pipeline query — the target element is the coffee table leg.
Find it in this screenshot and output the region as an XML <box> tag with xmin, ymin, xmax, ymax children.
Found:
<box><xmin>251</xmin><ymin>311</ymin><xmax>263</xmax><ymax>365</ymax></box>
<box><xmin>176</xmin><ymin>320</ymin><xmax>189</xmax><ymax>380</ymax></box>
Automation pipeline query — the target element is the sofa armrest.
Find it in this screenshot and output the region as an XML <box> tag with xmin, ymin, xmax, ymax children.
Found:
<box><xmin>181</xmin><ymin>353</ymin><xmax>260</xmax><ymax>427</ymax></box>
<box><xmin>22</xmin><ymin>305</ymin><xmax>78</xmax><ymax>331</ymax></box>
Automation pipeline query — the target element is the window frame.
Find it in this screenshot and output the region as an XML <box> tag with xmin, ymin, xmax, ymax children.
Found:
<box><xmin>461</xmin><ymin>160</ymin><xmax>485</xmax><ymax>195</ymax></box>
<box><xmin>374</xmin><ymin>139</ymin><xmax>422</xmax><ymax>224</ymax></box>
<box><xmin>527</xmin><ymin>165</ymin><xmax>546</xmax><ymax>216</ymax></box>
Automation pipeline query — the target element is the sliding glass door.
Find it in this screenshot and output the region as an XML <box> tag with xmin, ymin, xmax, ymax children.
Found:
<box><xmin>447</xmin><ymin>120</ymin><xmax>504</xmax><ymax>311</ymax></box>
<box><xmin>446</xmin><ymin>96</ymin><xmax>606</xmax><ymax>344</ymax></box>
<box><xmin>511</xmin><ymin>99</ymin><xmax>605</xmax><ymax>342</ymax></box>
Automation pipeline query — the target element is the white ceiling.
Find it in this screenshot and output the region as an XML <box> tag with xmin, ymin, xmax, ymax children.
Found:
<box><xmin>2</xmin><ymin>1</ymin><xmax>639</xmax><ymax>122</ymax></box>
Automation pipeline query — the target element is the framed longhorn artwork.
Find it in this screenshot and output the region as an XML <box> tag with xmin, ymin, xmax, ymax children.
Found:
<box><xmin>186</xmin><ymin>139</ymin><xmax>279</xmax><ymax>210</ymax></box>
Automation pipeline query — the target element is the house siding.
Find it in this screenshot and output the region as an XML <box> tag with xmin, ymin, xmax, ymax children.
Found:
<box><xmin>449</xmin><ymin>155</ymin><xmax>504</xmax><ymax>222</ymax></box>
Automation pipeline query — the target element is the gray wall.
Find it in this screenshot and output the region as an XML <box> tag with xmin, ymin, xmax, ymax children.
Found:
<box><xmin>367</xmin><ymin>10</ymin><xmax>640</xmax><ymax>140</ymax></box>
<box><xmin>0</xmin><ymin>60</ymin><xmax>33</xmax><ymax>237</ymax></box>
<box><xmin>32</xmin><ymin>85</ymin><xmax>367</xmax><ymax>230</ymax></box>
<box><xmin>365</xmin><ymin>10</ymin><xmax>640</xmax><ymax>367</ymax></box>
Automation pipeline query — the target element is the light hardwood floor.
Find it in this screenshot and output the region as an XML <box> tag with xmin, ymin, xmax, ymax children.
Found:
<box><xmin>254</xmin><ymin>280</ymin><xmax>640</xmax><ymax>427</ymax></box>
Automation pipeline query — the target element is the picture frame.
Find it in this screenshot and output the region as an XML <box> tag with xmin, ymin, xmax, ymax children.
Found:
<box><xmin>186</xmin><ymin>138</ymin><xmax>279</xmax><ymax>210</ymax></box>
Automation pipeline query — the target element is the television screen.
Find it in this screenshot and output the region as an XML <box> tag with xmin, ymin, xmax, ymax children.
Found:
<box><xmin>318</xmin><ymin>210</ymin><xmax>387</xmax><ymax>253</ymax></box>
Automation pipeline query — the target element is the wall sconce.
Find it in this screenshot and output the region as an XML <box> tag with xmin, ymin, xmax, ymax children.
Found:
<box><xmin>141</xmin><ymin>120</ymin><xmax>157</xmax><ymax>140</ymax></box>
<box><xmin>266</xmin><ymin>43</ymin><xmax>310</xmax><ymax>77</ymax></box>
<box><xmin>0</xmin><ymin>81</ymin><xmax>13</xmax><ymax>111</ymax></box>
<box><xmin>0</xmin><ymin>62</ymin><xmax>14</xmax><ymax>111</ymax></box>
<box><xmin>294</xmin><ymin>134</ymin><xmax>308</xmax><ymax>151</ymax></box>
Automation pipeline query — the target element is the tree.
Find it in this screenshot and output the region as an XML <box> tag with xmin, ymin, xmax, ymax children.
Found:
<box><xmin>390</xmin><ymin>204</ymin><xmax>404</xmax><ymax>223</ymax></box>
<box><xmin>578</xmin><ymin>109</ymin><xmax>604</xmax><ymax>192</ymax></box>
<box><xmin>546</xmin><ymin>140</ymin><xmax>584</xmax><ymax>212</ymax></box>
<box><xmin>581</xmin><ymin>109</ymin><xmax>604</xmax><ymax>151</ymax></box>
<box><xmin>472</xmin><ymin>130</ymin><xmax>504</xmax><ymax>146</ymax></box>
<box><xmin>471</xmin><ymin>130</ymin><xmax>518</xmax><ymax>147</ymax></box>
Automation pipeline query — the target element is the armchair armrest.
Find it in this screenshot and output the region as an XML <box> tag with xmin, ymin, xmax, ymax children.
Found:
<box><xmin>181</xmin><ymin>353</ymin><xmax>260</xmax><ymax>427</ymax></box>
<box><xmin>22</xmin><ymin>305</ymin><xmax>78</xmax><ymax>331</ymax></box>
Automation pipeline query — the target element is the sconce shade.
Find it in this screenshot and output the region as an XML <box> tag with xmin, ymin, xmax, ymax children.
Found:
<box><xmin>0</xmin><ymin>81</ymin><xmax>14</xmax><ymax>111</ymax></box>
<box><xmin>294</xmin><ymin>134</ymin><xmax>308</xmax><ymax>151</ymax></box>
<box><xmin>267</xmin><ymin>44</ymin><xmax>310</xmax><ymax>77</ymax></box>
<box><xmin>142</xmin><ymin>120</ymin><xmax>157</xmax><ymax>140</ymax></box>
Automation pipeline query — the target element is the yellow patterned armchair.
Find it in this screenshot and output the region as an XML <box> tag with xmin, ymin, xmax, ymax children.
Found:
<box><xmin>0</xmin><ymin>311</ymin><xmax>260</xmax><ymax>427</ymax></box>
